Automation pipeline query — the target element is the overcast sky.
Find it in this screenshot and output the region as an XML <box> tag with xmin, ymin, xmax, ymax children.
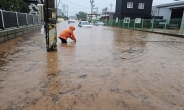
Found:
<box><xmin>56</xmin><ymin>0</ymin><xmax>181</xmax><ymax>16</ymax></box>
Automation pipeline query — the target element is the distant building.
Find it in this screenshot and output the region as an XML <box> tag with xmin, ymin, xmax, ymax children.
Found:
<box><xmin>152</xmin><ymin>1</ymin><xmax>184</xmax><ymax>28</ymax></box>
<box><xmin>115</xmin><ymin>0</ymin><xmax>153</xmax><ymax>20</ymax></box>
<box><xmin>100</xmin><ymin>8</ymin><xmax>115</xmax><ymax>20</ymax></box>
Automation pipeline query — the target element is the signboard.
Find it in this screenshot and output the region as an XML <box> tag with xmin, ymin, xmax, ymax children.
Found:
<box><xmin>52</xmin><ymin>12</ymin><xmax>56</xmax><ymax>18</ymax></box>
<box><xmin>47</xmin><ymin>23</ymin><xmax>57</xmax><ymax>50</ymax></box>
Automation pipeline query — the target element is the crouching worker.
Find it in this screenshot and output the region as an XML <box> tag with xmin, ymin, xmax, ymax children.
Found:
<box><xmin>58</xmin><ymin>26</ymin><xmax>76</xmax><ymax>43</ymax></box>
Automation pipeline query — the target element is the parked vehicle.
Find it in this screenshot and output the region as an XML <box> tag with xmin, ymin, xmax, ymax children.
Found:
<box><xmin>96</xmin><ymin>21</ymin><xmax>105</xmax><ymax>26</ymax></box>
<box><xmin>68</xmin><ymin>20</ymin><xmax>76</xmax><ymax>24</ymax></box>
<box><xmin>78</xmin><ymin>21</ymin><xmax>92</xmax><ymax>28</ymax></box>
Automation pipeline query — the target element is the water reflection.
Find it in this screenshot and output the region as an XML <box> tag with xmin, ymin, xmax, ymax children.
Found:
<box><xmin>40</xmin><ymin>51</ymin><xmax>61</xmax><ymax>96</ymax></box>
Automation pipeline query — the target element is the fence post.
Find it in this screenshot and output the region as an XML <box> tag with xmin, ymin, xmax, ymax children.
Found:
<box><xmin>151</xmin><ymin>19</ymin><xmax>154</xmax><ymax>31</ymax></box>
<box><xmin>134</xmin><ymin>19</ymin><xmax>136</xmax><ymax>29</ymax></box>
<box><xmin>118</xmin><ymin>20</ymin><xmax>120</xmax><ymax>27</ymax></box>
<box><xmin>142</xmin><ymin>19</ymin><xmax>144</xmax><ymax>29</ymax></box>
<box><xmin>123</xmin><ymin>19</ymin><xmax>124</xmax><ymax>28</ymax></box>
<box><xmin>164</xmin><ymin>19</ymin><xmax>167</xmax><ymax>33</ymax></box>
<box><xmin>1</xmin><ymin>10</ymin><xmax>5</xmax><ymax>30</ymax></box>
<box><xmin>181</xmin><ymin>23</ymin><xmax>184</xmax><ymax>35</ymax></box>
<box><xmin>32</xmin><ymin>14</ymin><xmax>34</xmax><ymax>25</ymax></box>
<box><xmin>16</xmin><ymin>12</ymin><xmax>19</xmax><ymax>28</ymax></box>
<box><xmin>37</xmin><ymin>15</ymin><xmax>39</xmax><ymax>24</ymax></box>
<box><xmin>26</xmin><ymin>13</ymin><xmax>28</xmax><ymax>25</ymax></box>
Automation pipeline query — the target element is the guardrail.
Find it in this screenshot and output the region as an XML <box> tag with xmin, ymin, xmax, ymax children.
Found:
<box><xmin>0</xmin><ymin>10</ymin><xmax>40</xmax><ymax>30</ymax></box>
<box><xmin>103</xmin><ymin>18</ymin><xmax>184</xmax><ymax>36</ymax></box>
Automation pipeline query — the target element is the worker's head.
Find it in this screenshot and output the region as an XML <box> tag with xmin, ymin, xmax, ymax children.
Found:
<box><xmin>69</xmin><ymin>26</ymin><xmax>75</xmax><ymax>31</ymax></box>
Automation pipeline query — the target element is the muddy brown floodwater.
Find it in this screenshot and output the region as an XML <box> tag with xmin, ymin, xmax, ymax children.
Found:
<box><xmin>0</xmin><ymin>21</ymin><xmax>184</xmax><ymax>110</ymax></box>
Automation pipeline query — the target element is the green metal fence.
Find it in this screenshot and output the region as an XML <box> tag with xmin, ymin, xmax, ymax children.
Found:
<box><xmin>103</xmin><ymin>18</ymin><xmax>184</xmax><ymax>36</ymax></box>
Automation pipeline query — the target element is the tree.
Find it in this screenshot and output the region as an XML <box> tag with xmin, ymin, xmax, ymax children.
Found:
<box><xmin>76</xmin><ymin>12</ymin><xmax>87</xmax><ymax>20</ymax></box>
<box><xmin>0</xmin><ymin>0</ymin><xmax>27</xmax><ymax>13</ymax></box>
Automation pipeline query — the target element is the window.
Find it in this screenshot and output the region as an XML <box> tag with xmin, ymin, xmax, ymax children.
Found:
<box><xmin>124</xmin><ymin>17</ymin><xmax>130</xmax><ymax>23</ymax></box>
<box><xmin>127</xmin><ymin>2</ymin><xmax>133</xmax><ymax>8</ymax></box>
<box><xmin>135</xmin><ymin>18</ymin><xmax>141</xmax><ymax>23</ymax></box>
<box><xmin>138</xmin><ymin>3</ymin><xmax>144</xmax><ymax>9</ymax></box>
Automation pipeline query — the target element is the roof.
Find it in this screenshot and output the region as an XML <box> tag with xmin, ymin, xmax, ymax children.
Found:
<box><xmin>155</xmin><ymin>1</ymin><xmax>184</xmax><ymax>8</ymax></box>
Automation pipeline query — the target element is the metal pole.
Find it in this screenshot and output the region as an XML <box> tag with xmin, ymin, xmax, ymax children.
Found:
<box><xmin>164</xmin><ymin>19</ymin><xmax>167</xmax><ymax>33</ymax></box>
<box><xmin>123</xmin><ymin>19</ymin><xmax>124</xmax><ymax>28</ymax></box>
<box><xmin>118</xmin><ymin>20</ymin><xmax>120</xmax><ymax>27</ymax></box>
<box><xmin>0</xmin><ymin>10</ymin><xmax>5</xmax><ymax>30</ymax></box>
<box><xmin>142</xmin><ymin>19</ymin><xmax>144</xmax><ymax>29</ymax></box>
<box><xmin>16</xmin><ymin>12</ymin><xmax>19</xmax><ymax>28</ymax></box>
<box><xmin>37</xmin><ymin>15</ymin><xmax>39</xmax><ymax>24</ymax></box>
<box><xmin>32</xmin><ymin>15</ymin><xmax>34</xmax><ymax>25</ymax></box>
<box><xmin>181</xmin><ymin>23</ymin><xmax>184</xmax><ymax>35</ymax></box>
<box><xmin>134</xmin><ymin>19</ymin><xmax>135</xmax><ymax>29</ymax></box>
<box><xmin>151</xmin><ymin>19</ymin><xmax>154</xmax><ymax>31</ymax></box>
<box><xmin>26</xmin><ymin>13</ymin><xmax>28</xmax><ymax>25</ymax></box>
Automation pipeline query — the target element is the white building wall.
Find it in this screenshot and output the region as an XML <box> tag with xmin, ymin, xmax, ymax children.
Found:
<box><xmin>158</xmin><ymin>8</ymin><xmax>172</xmax><ymax>23</ymax></box>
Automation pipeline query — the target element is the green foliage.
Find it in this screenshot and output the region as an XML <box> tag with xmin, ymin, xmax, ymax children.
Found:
<box><xmin>76</xmin><ymin>12</ymin><xmax>87</xmax><ymax>20</ymax></box>
<box><xmin>0</xmin><ymin>0</ymin><xmax>27</xmax><ymax>13</ymax></box>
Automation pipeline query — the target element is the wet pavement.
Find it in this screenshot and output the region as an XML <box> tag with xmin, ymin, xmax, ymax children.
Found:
<box><xmin>0</xmin><ymin>21</ymin><xmax>184</xmax><ymax>110</ymax></box>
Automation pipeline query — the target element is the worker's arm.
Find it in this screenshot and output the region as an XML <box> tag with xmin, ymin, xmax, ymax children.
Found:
<box><xmin>71</xmin><ymin>32</ymin><xmax>76</xmax><ymax>42</ymax></box>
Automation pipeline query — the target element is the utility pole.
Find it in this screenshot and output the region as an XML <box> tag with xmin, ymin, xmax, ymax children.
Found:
<box><xmin>90</xmin><ymin>0</ymin><xmax>95</xmax><ymax>20</ymax></box>
<box><xmin>92</xmin><ymin>7</ymin><xmax>98</xmax><ymax>19</ymax></box>
<box><xmin>63</xmin><ymin>3</ymin><xmax>65</xmax><ymax>16</ymax></box>
<box><xmin>110</xmin><ymin>3</ymin><xmax>113</xmax><ymax>10</ymax></box>
<box><xmin>62</xmin><ymin>4</ymin><xmax>68</xmax><ymax>17</ymax></box>
<box><xmin>66</xmin><ymin>5</ymin><xmax>68</xmax><ymax>17</ymax></box>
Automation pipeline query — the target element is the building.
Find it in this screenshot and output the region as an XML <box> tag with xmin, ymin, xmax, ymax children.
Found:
<box><xmin>152</xmin><ymin>1</ymin><xmax>184</xmax><ymax>28</ymax></box>
<box><xmin>100</xmin><ymin>8</ymin><xmax>115</xmax><ymax>20</ymax></box>
<box><xmin>115</xmin><ymin>0</ymin><xmax>153</xmax><ymax>21</ymax></box>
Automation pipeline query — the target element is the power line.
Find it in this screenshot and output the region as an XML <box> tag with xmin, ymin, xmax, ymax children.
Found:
<box><xmin>63</xmin><ymin>0</ymin><xmax>90</xmax><ymax>8</ymax></box>
<box><xmin>63</xmin><ymin>0</ymin><xmax>104</xmax><ymax>10</ymax></box>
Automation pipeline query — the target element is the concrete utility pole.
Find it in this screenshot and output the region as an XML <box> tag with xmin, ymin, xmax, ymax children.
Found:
<box><xmin>110</xmin><ymin>3</ymin><xmax>113</xmax><ymax>10</ymax></box>
<box><xmin>90</xmin><ymin>0</ymin><xmax>95</xmax><ymax>20</ymax></box>
<box><xmin>66</xmin><ymin>5</ymin><xmax>68</xmax><ymax>17</ymax></box>
<box><xmin>62</xmin><ymin>4</ymin><xmax>68</xmax><ymax>17</ymax></box>
<box><xmin>63</xmin><ymin>3</ymin><xmax>65</xmax><ymax>16</ymax></box>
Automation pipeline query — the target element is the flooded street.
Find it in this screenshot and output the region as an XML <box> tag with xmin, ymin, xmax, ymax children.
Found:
<box><xmin>0</xmin><ymin>21</ymin><xmax>184</xmax><ymax>110</ymax></box>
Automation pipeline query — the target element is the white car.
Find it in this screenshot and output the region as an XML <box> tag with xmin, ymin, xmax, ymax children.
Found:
<box><xmin>78</xmin><ymin>21</ymin><xmax>92</xmax><ymax>28</ymax></box>
<box><xmin>96</xmin><ymin>21</ymin><xmax>105</xmax><ymax>26</ymax></box>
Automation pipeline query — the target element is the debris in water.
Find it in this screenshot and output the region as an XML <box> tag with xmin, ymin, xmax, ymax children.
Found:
<box><xmin>79</xmin><ymin>75</ymin><xmax>87</xmax><ymax>78</ymax></box>
<box><xmin>121</xmin><ymin>57</ymin><xmax>126</xmax><ymax>59</ymax></box>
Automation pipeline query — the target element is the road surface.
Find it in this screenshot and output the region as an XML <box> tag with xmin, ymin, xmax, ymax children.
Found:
<box><xmin>0</xmin><ymin>21</ymin><xmax>184</xmax><ymax>110</ymax></box>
